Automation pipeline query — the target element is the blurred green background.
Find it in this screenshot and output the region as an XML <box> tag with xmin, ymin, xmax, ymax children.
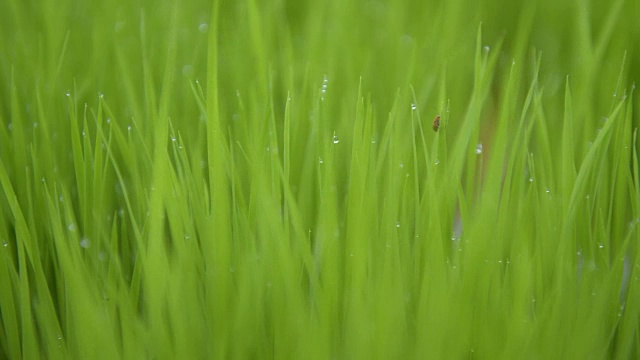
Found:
<box><xmin>1</xmin><ymin>0</ymin><xmax>640</xmax><ymax>358</ymax></box>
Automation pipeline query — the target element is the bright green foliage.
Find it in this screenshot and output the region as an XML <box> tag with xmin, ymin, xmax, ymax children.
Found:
<box><xmin>1</xmin><ymin>0</ymin><xmax>640</xmax><ymax>358</ymax></box>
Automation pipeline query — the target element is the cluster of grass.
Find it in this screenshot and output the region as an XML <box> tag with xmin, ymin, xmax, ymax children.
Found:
<box><xmin>1</xmin><ymin>0</ymin><xmax>640</xmax><ymax>358</ymax></box>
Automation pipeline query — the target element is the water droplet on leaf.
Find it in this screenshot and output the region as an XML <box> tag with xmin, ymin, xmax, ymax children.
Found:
<box><xmin>80</xmin><ymin>237</ymin><xmax>90</xmax><ymax>248</ymax></box>
<box><xmin>475</xmin><ymin>143</ymin><xmax>483</xmax><ymax>154</ymax></box>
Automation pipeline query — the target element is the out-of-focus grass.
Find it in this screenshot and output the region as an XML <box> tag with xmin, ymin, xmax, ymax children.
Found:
<box><xmin>1</xmin><ymin>0</ymin><xmax>640</xmax><ymax>358</ymax></box>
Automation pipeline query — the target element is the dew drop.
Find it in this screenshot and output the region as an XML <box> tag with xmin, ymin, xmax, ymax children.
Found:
<box><xmin>411</xmin><ymin>103</ymin><xmax>417</xmax><ymax>110</ymax></box>
<box><xmin>475</xmin><ymin>143</ymin><xmax>483</xmax><ymax>154</ymax></box>
<box><xmin>65</xmin><ymin>91</ymin><xmax>70</xmax><ymax>97</ymax></box>
<box><xmin>67</xmin><ymin>223</ymin><xmax>77</xmax><ymax>232</ymax></box>
<box><xmin>181</xmin><ymin>65</ymin><xmax>194</xmax><ymax>78</ymax></box>
<box><xmin>80</xmin><ymin>237</ymin><xmax>90</xmax><ymax>248</ymax></box>
<box><xmin>434</xmin><ymin>159</ymin><xmax>440</xmax><ymax>165</ymax></box>
<box><xmin>127</xmin><ymin>125</ymin><xmax>132</xmax><ymax>132</ymax></box>
<box><xmin>332</xmin><ymin>133</ymin><xmax>339</xmax><ymax>144</ymax></box>
<box><xmin>321</xmin><ymin>80</ymin><xmax>327</xmax><ymax>100</ymax></box>
<box><xmin>598</xmin><ymin>243</ymin><xmax>604</xmax><ymax>249</ymax></box>
<box><xmin>400</xmin><ymin>34</ymin><xmax>414</xmax><ymax>46</ymax></box>
<box><xmin>198</xmin><ymin>23</ymin><xmax>209</xmax><ymax>33</ymax></box>
<box><xmin>2</xmin><ymin>241</ymin><xmax>7</xmax><ymax>248</ymax></box>
<box><xmin>371</xmin><ymin>137</ymin><xmax>377</xmax><ymax>144</ymax></box>
<box><xmin>529</xmin><ymin>177</ymin><xmax>534</xmax><ymax>182</ymax></box>
<box><xmin>114</xmin><ymin>21</ymin><xmax>125</xmax><ymax>33</ymax></box>
<box><xmin>483</xmin><ymin>45</ymin><xmax>490</xmax><ymax>52</ymax></box>
<box><xmin>399</xmin><ymin>162</ymin><xmax>404</xmax><ymax>168</ymax></box>
<box><xmin>318</xmin><ymin>157</ymin><xmax>324</xmax><ymax>164</ymax></box>
<box><xmin>41</xmin><ymin>177</ymin><xmax>45</xmax><ymax>183</ymax></box>
<box><xmin>396</xmin><ymin>221</ymin><xmax>401</xmax><ymax>228</ymax></box>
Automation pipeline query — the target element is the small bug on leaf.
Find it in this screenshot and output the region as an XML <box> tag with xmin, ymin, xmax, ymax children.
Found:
<box><xmin>432</xmin><ymin>114</ymin><xmax>441</xmax><ymax>132</ymax></box>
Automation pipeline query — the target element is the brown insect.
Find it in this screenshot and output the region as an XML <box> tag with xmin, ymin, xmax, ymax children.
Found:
<box><xmin>432</xmin><ymin>114</ymin><xmax>441</xmax><ymax>132</ymax></box>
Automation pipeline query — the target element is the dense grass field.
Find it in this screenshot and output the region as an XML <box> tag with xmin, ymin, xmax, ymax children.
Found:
<box><xmin>2</xmin><ymin>0</ymin><xmax>640</xmax><ymax>358</ymax></box>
